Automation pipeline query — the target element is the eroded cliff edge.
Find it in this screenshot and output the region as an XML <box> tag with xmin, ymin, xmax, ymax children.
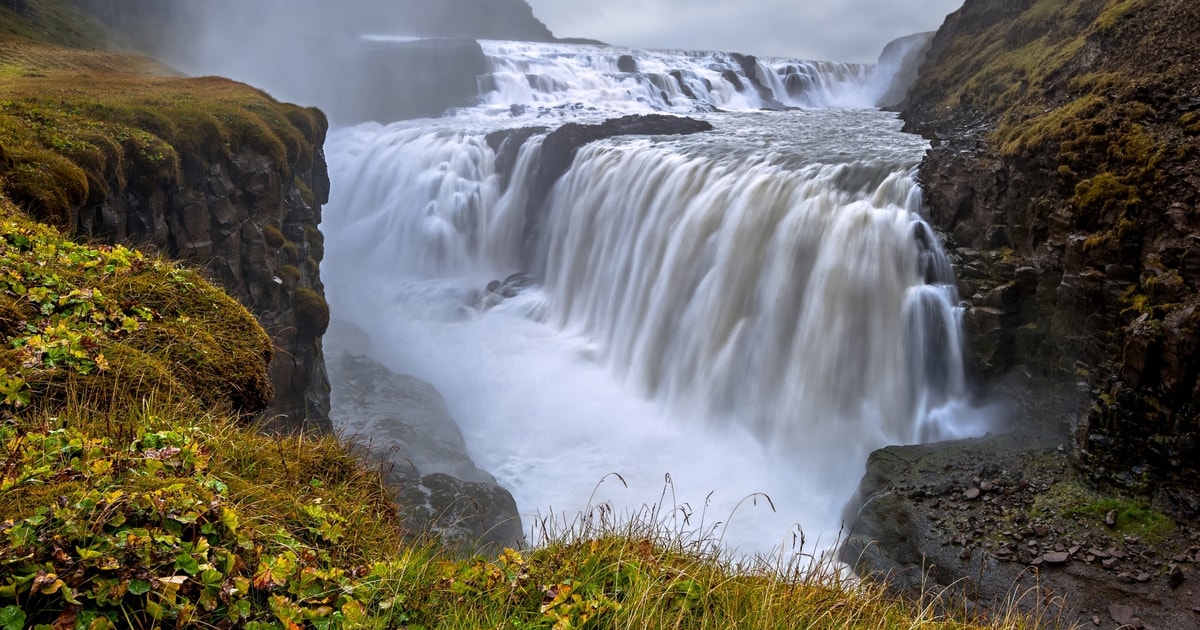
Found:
<box><xmin>844</xmin><ymin>0</ymin><xmax>1200</xmax><ymax>626</ymax></box>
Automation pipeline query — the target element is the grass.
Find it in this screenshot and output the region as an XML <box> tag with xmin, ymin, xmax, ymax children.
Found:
<box><xmin>1</xmin><ymin>398</ymin><xmax>1065</xmax><ymax>629</ymax></box>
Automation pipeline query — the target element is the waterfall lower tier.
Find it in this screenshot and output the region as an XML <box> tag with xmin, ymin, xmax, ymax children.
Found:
<box><xmin>321</xmin><ymin>108</ymin><xmax>998</xmax><ymax>557</ymax></box>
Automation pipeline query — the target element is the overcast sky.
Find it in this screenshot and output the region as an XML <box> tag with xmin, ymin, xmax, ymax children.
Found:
<box><xmin>525</xmin><ymin>0</ymin><xmax>965</xmax><ymax>63</ymax></box>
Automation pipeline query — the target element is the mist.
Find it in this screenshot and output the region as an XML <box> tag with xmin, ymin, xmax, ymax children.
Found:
<box><xmin>108</xmin><ymin>0</ymin><xmax>555</xmax><ymax>123</ymax></box>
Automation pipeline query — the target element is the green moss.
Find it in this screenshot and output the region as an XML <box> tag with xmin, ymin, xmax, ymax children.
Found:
<box><xmin>1096</xmin><ymin>0</ymin><xmax>1152</xmax><ymax>31</ymax></box>
<box><xmin>294</xmin><ymin>174</ymin><xmax>314</xmax><ymax>207</ymax></box>
<box><xmin>261</xmin><ymin>223</ymin><xmax>286</xmax><ymax>248</ymax></box>
<box><xmin>304</xmin><ymin>224</ymin><xmax>324</xmax><ymax>262</ymax></box>
<box><xmin>304</xmin><ymin>256</ymin><xmax>321</xmax><ymax>277</ymax></box>
<box><xmin>0</xmin><ymin>202</ymin><xmax>272</xmax><ymax>417</ymax></box>
<box><xmin>1072</xmin><ymin>499</ymin><xmax>1175</xmax><ymax>539</ymax></box>
<box><xmin>1028</xmin><ymin>476</ymin><xmax>1176</xmax><ymax>543</ymax></box>
<box><xmin>278</xmin><ymin>263</ymin><xmax>302</xmax><ymax>289</ymax></box>
<box><xmin>1074</xmin><ymin>171</ymin><xmax>1139</xmax><ymax>216</ymax></box>
<box><xmin>1181</xmin><ymin>111</ymin><xmax>1200</xmax><ymax>135</ymax></box>
<box><xmin>281</xmin><ymin>239</ymin><xmax>300</xmax><ymax>263</ymax></box>
<box><xmin>292</xmin><ymin>287</ymin><xmax>330</xmax><ymax>337</ymax></box>
<box><xmin>0</xmin><ymin>41</ymin><xmax>325</xmax><ymax>229</ymax></box>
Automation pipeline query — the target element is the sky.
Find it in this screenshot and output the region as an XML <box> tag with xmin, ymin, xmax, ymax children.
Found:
<box><xmin>525</xmin><ymin>0</ymin><xmax>966</xmax><ymax>63</ymax></box>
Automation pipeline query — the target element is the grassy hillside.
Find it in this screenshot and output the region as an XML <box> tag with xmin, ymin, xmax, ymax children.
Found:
<box><xmin>0</xmin><ymin>1</ymin><xmax>1059</xmax><ymax>628</ymax></box>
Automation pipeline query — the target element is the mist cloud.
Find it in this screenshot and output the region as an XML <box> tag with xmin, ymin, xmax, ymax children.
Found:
<box><xmin>525</xmin><ymin>0</ymin><xmax>964</xmax><ymax>62</ymax></box>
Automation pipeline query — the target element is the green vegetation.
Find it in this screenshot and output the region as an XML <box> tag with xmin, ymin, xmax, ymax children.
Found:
<box><xmin>1028</xmin><ymin>476</ymin><xmax>1176</xmax><ymax>543</ymax></box>
<box><xmin>291</xmin><ymin>288</ymin><xmax>330</xmax><ymax>338</ymax></box>
<box><xmin>261</xmin><ymin>225</ymin><xmax>287</xmax><ymax>249</ymax></box>
<box><xmin>1072</xmin><ymin>499</ymin><xmax>1175</xmax><ymax>539</ymax></box>
<box><xmin>0</xmin><ymin>197</ymin><xmax>272</xmax><ymax>416</ymax></box>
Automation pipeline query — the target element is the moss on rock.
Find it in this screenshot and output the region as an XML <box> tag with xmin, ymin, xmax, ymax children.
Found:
<box><xmin>292</xmin><ymin>287</ymin><xmax>330</xmax><ymax>338</ymax></box>
<box><xmin>0</xmin><ymin>196</ymin><xmax>272</xmax><ymax>417</ymax></box>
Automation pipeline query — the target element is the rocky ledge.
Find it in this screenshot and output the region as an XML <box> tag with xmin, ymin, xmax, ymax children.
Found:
<box><xmin>325</xmin><ymin>321</ymin><xmax>524</xmax><ymax>553</ymax></box>
<box><xmin>843</xmin><ymin>379</ymin><xmax>1199</xmax><ymax>629</ymax></box>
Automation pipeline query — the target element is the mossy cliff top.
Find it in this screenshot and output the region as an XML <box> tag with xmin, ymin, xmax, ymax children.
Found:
<box><xmin>0</xmin><ymin>0</ymin><xmax>327</xmax><ymax>231</ymax></box>
<box><xmin>0</xmin><ymin>196</ymin><xmax>274</xmax><ymax>416</ymax></box>
<box><xmin>0</xmin><ymin>47</ymin><xmax>327</xmax><ymax>231</ymax></box>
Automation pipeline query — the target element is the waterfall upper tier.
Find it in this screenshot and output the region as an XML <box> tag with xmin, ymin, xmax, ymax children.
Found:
<box><xmin>351</xmin><ymin>38</ymin><xmax>929</xmax><ymax>123</ymax></box>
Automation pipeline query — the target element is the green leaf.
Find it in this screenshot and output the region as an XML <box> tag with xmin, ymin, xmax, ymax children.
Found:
<box><xmin>176</xmin><ymin>553</ymin><xmax>200</xmax><ymax>576</ymax></box>
<box><xmin>0</xmin><ymin>606</ymin><xmax>25</xmax><ymax>630</ymax></box>
<box><xmin>128</xmin><ymin>579</ymin><xmax>152</xmax><ymax>596</ymax></box>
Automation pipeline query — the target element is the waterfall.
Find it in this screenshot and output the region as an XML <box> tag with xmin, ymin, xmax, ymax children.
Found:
<box><xmin>536</xmin><ymin>142</ymin><xmax>972</xmax><ymax>452</ymax></box>
<box><xmin>461</xmin><ymin>40</ymin><xmax>901</xmax><ymax>115</ymax></box>
<box><xmin>319</xmin><ymin>42</ymin><xmax>997</xmax><ymax>556</ymax></box>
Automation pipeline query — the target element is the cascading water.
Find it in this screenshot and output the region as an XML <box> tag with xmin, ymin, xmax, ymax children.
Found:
<box><xmin>321</xmin><ymin>40</ymin><xmax>997</xmax><ymax>557</ymax></box>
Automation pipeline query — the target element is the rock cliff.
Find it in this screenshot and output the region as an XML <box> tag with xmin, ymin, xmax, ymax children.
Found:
<box><xmin>844</xmin><ymin>0</ymin><xmax>1200</xmax><ymax>624</ymax></box>
<box><xmin>905</xmin><ymin>0</ymin><xmax>1200</xmax><ymax>519</ymax></box>
<box><xmin>0</xmin><ymin>43</ymin><xmax>333</xmax><ymax>432</ymax></box>
<box><xmin>72</xmin><ymin>102</ymin><xmax>334</xmax><ymax>434</ymax></box>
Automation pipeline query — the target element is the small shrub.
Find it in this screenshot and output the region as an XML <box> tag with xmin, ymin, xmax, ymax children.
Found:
<box><xmin>292</xmin><ymin>287</ymin><xmax>329</xmax><ymax>337</ymax></box>
<box><xmin>277</xmin><ymin>264</ymin><xmax>302</xmax><ymax>289</ymax></box>
<box><xmin>261</xmin><ymin>223</ymin><xmax>286</xmax><ymax>248</ymax></box>
<box><xmin>281</xmin><ymin>240</ymin><xmax>301</xmax><ymax>263</ymax></box>
<box><xmin>304</xmin><ymin>225</ymin><xmax>324</xmax><ymax>261</ymax></box>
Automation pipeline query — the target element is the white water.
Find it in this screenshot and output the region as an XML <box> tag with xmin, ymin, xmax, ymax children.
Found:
<box><xmin>321</xmin><ymin>42</ymin><xmax>997</xmax><ymax>559</ymax></box>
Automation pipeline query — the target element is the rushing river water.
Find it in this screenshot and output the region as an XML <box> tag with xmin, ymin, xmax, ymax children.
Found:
<box><xmin>319</xmin><ymin>39</ymin><xmax>996</xmax><ymax>557</ymax></box>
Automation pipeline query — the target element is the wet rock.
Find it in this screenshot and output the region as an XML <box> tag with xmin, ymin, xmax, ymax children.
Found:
<box><xmin>1043</xmin><ymin>551</ymin><xmax>1070</xmax><ymax>565</ymax></box>
<box><xmin>75</xmin><ymin>110</ymin><xmax>333</xmax><ymax>433</ymax></box>
<box><xmin>616</xmin><ymin>54</ymin><xmax>638</xmax><ymax>73</ymax></box>
<box><xmin>485</xmin><ymin>125</ymin><xmax>549</xmax><ymax>190</ymax></box>
<box><xmin>325</xmin><ymin>345</ymin><xmax>524</xmax><ymax>551</ymax></box>
<box><xmin>1168</xmin><ymin>564</ymin><xmax>1186</xmax><ymax>588</ymax></box>
<box><xmin>1110</xmin><ymin>604</ymin><xmax>1136</xmax><ymax>626</ymax></box>
<box><xmin>524</xmin><ymin>114</ymin><xmax>712</xmax><ymax>260</ymax></box>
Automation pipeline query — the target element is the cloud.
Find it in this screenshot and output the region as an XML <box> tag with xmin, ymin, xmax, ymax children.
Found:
<box><xmin>526</xmin><ymin>0</ymin><xmax>963</xmax><ymax>62</ymax></box>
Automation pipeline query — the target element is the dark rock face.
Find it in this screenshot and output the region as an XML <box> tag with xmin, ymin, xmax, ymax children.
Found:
<box><xmin>1</xmin><ymin>0</ymin><xmax>29</xmax><ymax>14</ymax></box>
<box><xmin>74</xmin><ymin>111</ymin><xmax>332</xmax><ymax>434</ymax></box>
<box><xmin>482</xmin><ymin>115</ymin><xmax>714</xmax><ymax>285</ymax></box>
<box><xmin>842</xmin><ymin>402</ymin><xmax>1200</xmax><ymax>630</ymax></box>
<box><xmin>530</xmin><ymin>114</ymin><xmax>714</xmax><ymax>210</ymax></box>
<box><xmin>875</xmin><ymin>32</ymin><xmax>934</xmax><ymax>110</ymax></box>
<box><xmin>486</xmin><ymin>125</ymin><xmax>548</xmax><ymax>190</ymax></box>
<box><xmin>325</xmin><ymin>330</ymin><xmax>524</xmax><ymax>552</ymax></box>
<box><xmin>729</xmin><ymin>53</ymin><xmax>785</xmax><ymax>110</ymax></box>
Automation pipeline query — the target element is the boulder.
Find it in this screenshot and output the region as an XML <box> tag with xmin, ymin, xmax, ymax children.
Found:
<box><xmin>325</xmin><ymin>329</ymin><xmax>524</xmax><ymax>552</ymax></box>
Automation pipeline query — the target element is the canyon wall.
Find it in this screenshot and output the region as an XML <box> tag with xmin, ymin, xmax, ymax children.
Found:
<box><xmin>905</xmin><ymin>0</ymin><xmax>1200</xmax><ymax>518</ymax></box>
